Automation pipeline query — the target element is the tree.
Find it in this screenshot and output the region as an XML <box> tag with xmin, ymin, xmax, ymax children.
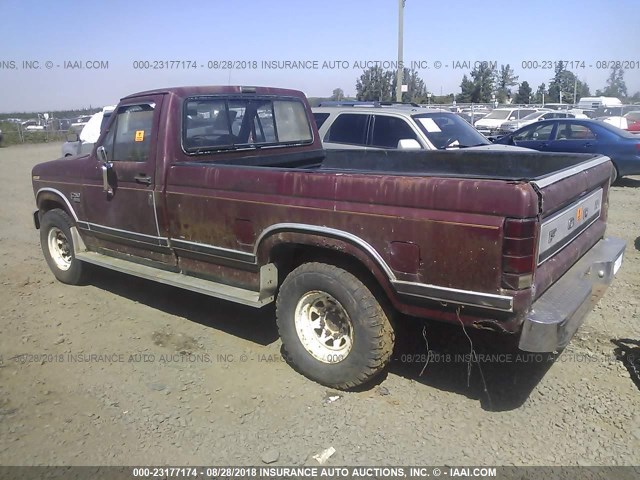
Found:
<box><xmin>331</xmin><ymin>88</ymin><xmax>345</xmax><ymax>101</ymax></box>
<box><xmin>457</xmin><ymin>74</ymin><xmax>475</xmax><ymax>103</ymax></box>
<box><xmin>456</xmin><ymin>63</ymin><xmax>497</xmax><ymax>103</ymax></box>
<box><xmin>494</xmin><ymin>64</ymin><xmax>519</xmax><ymax>103</ymax></box>
<box><xmin>392</xmin><ymin>68</ymin><xmax>428</xmax><ymax>103</ymax></box>
<box><xmin>535</xmin><ymin>83</ymin><xmax>547</xmax><ymax>103</ymax></box>
<box><xmin>514</xmin><ymin>81</ymin><xmax>533</xmax><ymax>104</ymax></box>
<box><xmin>470</xmin><ymin>62</ymin><xmax>497</xmax><ymax>103</ymax></box>
<box><xmin>355</xmin><ymin>66</ymin><xmax>395</xmax><ymax>101</ymax></box>
<box><xmin>602</xmin><ymin>67</ymin><xmax>628</xmax><ymax>98</ymax></box>
<box><xmin>547</xmin><ymin>61</ymin><xmax>590</xmax><ymax>104</ymax></box>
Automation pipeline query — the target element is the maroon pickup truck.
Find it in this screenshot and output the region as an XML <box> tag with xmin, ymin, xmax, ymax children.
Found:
<box><xmin>31</xmin><ymin>86</ymin><xmax>625</xmax><ymax>389</ymax></box>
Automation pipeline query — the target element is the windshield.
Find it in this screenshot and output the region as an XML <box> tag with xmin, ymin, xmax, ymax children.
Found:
<box><xmin>520</xmin><ymin>111</ymin><xmax>544</xmax><ymax>121</ymax></box>
<box><xmin>412</xmin><ymin>113</ymin><xmax>490</xmax><ymax>149</ymax></box>
<box><xmin>483</xmin><ymin>110</ymin><xmax>511</xmax><ymax>120</ymax></box>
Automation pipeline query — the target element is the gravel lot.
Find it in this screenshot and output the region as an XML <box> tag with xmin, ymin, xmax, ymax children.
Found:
<box><xmin>0</xmin><ymin>142</ymin><xmax>639</xmax><ymax>467</ymax></box>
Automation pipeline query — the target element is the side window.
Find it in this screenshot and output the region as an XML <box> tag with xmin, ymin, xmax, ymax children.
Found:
<box><xmin>370</xmin><ymin>115</ymin><xmax>419</xmax><ymax>148</ymax></box>
<box><xmin>556</xmin><ymin>124</ymin><xmax>597</xmax><ymax>140</ymax></box>
<box><xmin>313</xmin><ymin>112</ymin><xmax>330</xmax><ymax>129</ymax></box>
<box><xmin>103</xmin><ymin>104</ymin><xmax>155</xmax><ymax>162</ymax></box>
<box><xmin>514</xmin><ymin>123</ymin><xmax>554</xmax><ymax>141</ymax></box>
<box><xmin>325</xmin><ymin>114</ymin><xmax>368</xmax><ymax>145</ymax></box>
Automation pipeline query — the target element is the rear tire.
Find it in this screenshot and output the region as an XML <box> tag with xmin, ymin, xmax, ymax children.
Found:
<box><xmin>40</xmin><ymin>209</ymin><xmax>86</xmax><ymax>285</ymax></box>
<box><xmin>276</xmin><ymin>262</ymin><xmax>394</xmax><ymax>389</ymax></box>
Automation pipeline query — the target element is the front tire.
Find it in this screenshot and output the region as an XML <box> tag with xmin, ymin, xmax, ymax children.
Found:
<box><xmin>40</xmin><ymin>209</ymin><xmax>86</xmax><ymax>285</ymax></box>
<box><xmin>276</xmin><ymin>262</ymin><xmax>394</xmax><ymax>389</ymax></box>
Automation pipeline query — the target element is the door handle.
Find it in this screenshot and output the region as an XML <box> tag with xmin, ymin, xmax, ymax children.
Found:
<box><xmin>134</xmin><ymin>174</ymin><xmax>152</xmax><ymax>185</ymax></box>
<box><xmin>584</xmin><ymin>142</ymin><xmax>593</xmax><ymax>147</ymax></box>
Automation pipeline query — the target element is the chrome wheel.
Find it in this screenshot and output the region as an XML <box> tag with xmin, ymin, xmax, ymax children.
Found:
<box><xmin>47</xmin><ymin>227</ymin><xmax>72</xmax><ymax>271</ymax></box>
<box><xmin>294</xmin><ymin>291</ymin><xmax>353</xmax><ymax>364</ymax></box>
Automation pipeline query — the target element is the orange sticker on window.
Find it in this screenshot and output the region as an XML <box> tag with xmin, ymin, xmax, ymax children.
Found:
<box><xmin>135</xmin><ymin>130</ymin><xmax>145</xmax><ymax>142</ymax></box>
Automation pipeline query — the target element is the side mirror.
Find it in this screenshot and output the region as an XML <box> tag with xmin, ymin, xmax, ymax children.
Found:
<box><xmin>397</xmin><ymin>138</ymin><xmax>421</xmax><ymax>150</ymax></box>
<box><xmin>66</xmin><ymin>132</ymin><xmax>79</xmax><ymax>142</ymax></box>
<box><xmin>97</xmin><ymin>145</ymin><xmax>108</xmax><ymax>163</ymax></box>
<box><xmin>97</xmin><ymin>146</ymin><xmax>113</xmax><ymax>195</ymax></box>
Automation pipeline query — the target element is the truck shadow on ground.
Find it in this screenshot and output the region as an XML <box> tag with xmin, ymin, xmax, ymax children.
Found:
<box><xmin>87</xmin><ymin>267</ymin><xmax>279</xmax><ymax>346</ymax></box>
<box><xmin>89</xmin><ymin>267</ymin><xmax>554</xmax><ymax>411</ymax></box>
<box><xmin>388</xmin><ymin>317</ymin><xmax>557</xmax><ymax>412</ymax></box>
<box><xmin>611</xmin><ymin>338</ymin><xmax>640</xmax><ymax>391</ymax></box>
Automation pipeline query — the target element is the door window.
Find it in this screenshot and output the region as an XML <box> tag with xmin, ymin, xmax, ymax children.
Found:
<box><xmin>370</xmin><ymin>115</ymin><xmax>419</xmax><ymax>148</ymax></box>
<box><xmin>324</xmin><ymin>113</ymin><xmax>369</xmax><ymax>145</ymax></box>
<box><xmin>513</xmin><ymin>122</ymin><xmax>554</xmax><ymax>141</ymax></box>
<box><xmin>102</xmin><ymin>104</ymin><xmax>155</xmax><ymax>162</ymax></box>
<box><xmin>555</xmin><ymin>123</ymin><xmax>596</xmax><ymax>140</ymax></box>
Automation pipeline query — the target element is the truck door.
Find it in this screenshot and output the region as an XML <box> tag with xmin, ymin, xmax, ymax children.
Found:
<box><xmin>82</xmin><ymin>95</ymin><xmax>173</xmax><ymax>264</ymax></box>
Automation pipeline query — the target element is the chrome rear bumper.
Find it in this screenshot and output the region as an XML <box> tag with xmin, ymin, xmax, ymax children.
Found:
<box><xmin>519</xmin><ymin>237</ymin><xmax>626</xmax><ymax>352</ymax></box>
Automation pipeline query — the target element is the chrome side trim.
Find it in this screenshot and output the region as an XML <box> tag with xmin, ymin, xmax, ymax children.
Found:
<box><xmin>393</xmin><ymin>280</ymin><xmax>514</xmax><ymax>312</ymax></box>
<box><xmin>81</xmin><ymin>222</ymin><xmax>170</xmax><ymax>247</ymax></box>
<box><xmin>532</xmin><ymin>156</ymin><xmax>610</xmax><ymax>189</ymax></box>
<box><xmin>36</xmin><ymin>187</ymin><xmax>79</xmax><ymax>221</ymax></box>
<box><xmin>255</xmin><ymin>223</ymin><xmax>397</xmax><ymax>280</ymax></box>
<box><xmin>172</xmin><ymin>238</ymin><xmax>256</xmax><ymax>263</ymax></box>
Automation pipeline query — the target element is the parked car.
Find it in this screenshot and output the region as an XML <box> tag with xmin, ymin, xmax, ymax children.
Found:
<box><xmin>62</xmin><ymin>106</ymin><xmax>115</xmax><ymax>157</ymax></box>
<box><xmin>494</xmin><ymin>118</ymin><xmax>640</xmax><ymax>182</ymax></box>
<box><xmin>474</xmin><ymin>107</ymin><xmax>539</xmax><ymax>135</ymax></box>
<box><xmin>69</xmin><ymin>115</ymin><xmax>93</xmax><ymax>134</ymax></box>
<box><xmin>596</xmin><ymin>109</ymin><xmax>640</xmax><ymax>130</ymax></box>
<box><xmin>624</xmin><ymin>111</ymin><xmax>640</xmax><ymax>132</ymax></box>
<box><xmin>31</xmin><ymin>85</ymin><xmax>624</xmax><ymax>389</ymax></box>
<box><xmin>312</xmin><ymin>106</ymin><xmax>524</xmax><ymax>151</ymax></box>
<box><xmin>499</xmin><ymin>109</ymin><xmax>567</xmax><ymax>133</ymax></box>
<box><xmin>0</xmin><ymin>128</ymin><xmax>3</xmax><ymax>145</ymax></box>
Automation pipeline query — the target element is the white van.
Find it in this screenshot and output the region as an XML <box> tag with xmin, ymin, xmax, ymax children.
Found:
<box><xmin>576</xmin><ymin>96</ymin><xmax>622</xmax><ymax>110</ymax></box>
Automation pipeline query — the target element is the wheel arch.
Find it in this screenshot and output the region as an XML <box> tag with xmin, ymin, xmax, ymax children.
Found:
<box><xmin>35</xmin><ymin>188</ymin><xmax>79</xmax><ymax>222</ymax></box>
<box><xmin>256</xmin><ymin>225</ymin><xmax>398</xmax><ymax>309</ymax></box>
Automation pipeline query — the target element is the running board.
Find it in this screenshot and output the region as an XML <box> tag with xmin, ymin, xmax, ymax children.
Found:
<box><xmin>75</xmin><ymin>251</ymin><xmax>274</xmax><ymax>307</ymax></box>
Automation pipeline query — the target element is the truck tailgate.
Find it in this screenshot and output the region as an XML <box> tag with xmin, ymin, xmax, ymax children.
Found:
<box><xmin>530</xmin><ymin>154</ymin><xmax>614</xmax><ymax>300</ymax></box>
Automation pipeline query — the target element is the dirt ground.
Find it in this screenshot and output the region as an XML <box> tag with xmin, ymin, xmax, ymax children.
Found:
<box><xmin>0</xmin><ymin>142</ymin><xmax>638</xmax><ymax>467</ymax></box>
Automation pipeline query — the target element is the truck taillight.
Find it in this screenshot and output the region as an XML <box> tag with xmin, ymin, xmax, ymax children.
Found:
<box><xmin>502</xmin><ymin>218</ymin><xmax>538</xmax><ymax>290</ymax></box>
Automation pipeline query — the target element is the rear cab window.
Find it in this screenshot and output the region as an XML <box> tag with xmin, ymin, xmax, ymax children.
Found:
<box><xmin>182</xmin><ymin>96</ymin><xmax>312</xmax><ymax>153</ymax></box>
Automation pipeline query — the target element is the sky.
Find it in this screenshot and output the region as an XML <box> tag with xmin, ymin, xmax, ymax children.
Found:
<box><xmin>1</xmin><ymin>0</ymin><xmax>639</xmax><ymax>112</ymax></box>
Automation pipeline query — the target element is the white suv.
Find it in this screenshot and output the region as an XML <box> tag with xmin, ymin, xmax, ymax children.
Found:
<box><xmin>474</xmin><ymin>107</ymin><xmax>540</xmax><ymax>135</ymax></box>
<box><xmin>313</xmin><ymin>105</ymin><xmax>496</xmax><ymax>151</ymax></box>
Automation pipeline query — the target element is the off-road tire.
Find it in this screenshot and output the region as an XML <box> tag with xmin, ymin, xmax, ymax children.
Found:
<box><xmin>276</xmin><ymin>262</ymin><xmax>395</xmax><ymax>389</ymax></box>
<box><xmin>40</xmin><ymin>208</ymin><xmax>86</xmax><ymax>285</ymax></box>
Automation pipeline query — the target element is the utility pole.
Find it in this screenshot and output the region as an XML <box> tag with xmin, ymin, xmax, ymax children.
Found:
<box><xmin>396</xmin><ymin>0</ymin><xmax>405</xmax><ymax>102</ymax></box>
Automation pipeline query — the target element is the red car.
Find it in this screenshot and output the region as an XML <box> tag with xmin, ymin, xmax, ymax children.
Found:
<box><xmin>625</xmin><ymin>111</ymin><xmax>640</xmax><ymax>132</ymax></box>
